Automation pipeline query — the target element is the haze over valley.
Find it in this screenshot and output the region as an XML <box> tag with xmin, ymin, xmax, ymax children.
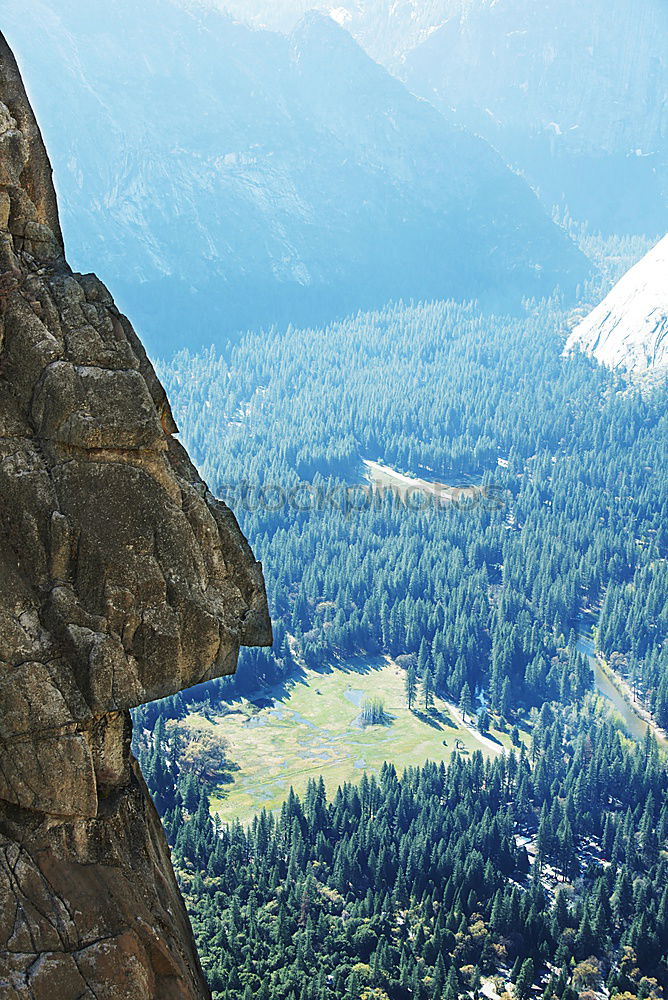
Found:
<box><xmin>5</xmin><ymin>0</ymin><xmax>586</xmax><ymax>354</ymax></box>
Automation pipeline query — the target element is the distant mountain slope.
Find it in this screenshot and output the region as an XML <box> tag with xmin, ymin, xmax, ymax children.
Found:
<box><xmin>211</xmin><ymin>0</ymin><xmax>459</xmax><ymax>66</ymax></box>
<box><xmin>4</xmin><ymin>0</ymin><xmax>585</xmax><ymax>355</ymax></box>
<box><xmin>401</xmin><ymin>0</ymin><xmax>668</xmax><ymax>234</ymax></box>
<box><xmin>217</xmin><ymin>0</ymin><xmax>668</xmax><ymax>235</ymax></box>
<box><xmin>565</xmin><ymin>235</ymin><xmax>668</xmax><ymax>378</ymax></box>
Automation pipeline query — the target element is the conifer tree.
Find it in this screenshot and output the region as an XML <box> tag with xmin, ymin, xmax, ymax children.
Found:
<box><xmin>459</xmin><ymin>682</ymin><xmax>473</xmax><ymax>722</ymax></box>
<box><xmin>405</xmin><ymin>665</ymin><xmax>418</xmax><ymax>711</ymax></box>
<box><xmin>422</xmin><ymin>667</ymin><xmax>434</xmax><ymax>712</ymax></box>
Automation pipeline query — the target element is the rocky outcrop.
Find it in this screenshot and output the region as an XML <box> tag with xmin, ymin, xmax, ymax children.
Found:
<box><xmin>565</xmin><ymin>235</ymin><xmax>668</xmax><ymax>379</ymax></box>
<box><xmin>0</xmin><ymin>32</ymin><xmax>271</xmax><ymax>999</ymax></box>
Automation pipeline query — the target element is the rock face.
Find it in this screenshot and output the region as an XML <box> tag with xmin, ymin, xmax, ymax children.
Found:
<box><xmin>564</xmin><ymin>235</ymin><xmax>668</xmax><ymax>379</ymax></box>
<box><xmin>0</xmin><ymin>32</ymin><xmax>271</xmax><ymax>999</ymax></box>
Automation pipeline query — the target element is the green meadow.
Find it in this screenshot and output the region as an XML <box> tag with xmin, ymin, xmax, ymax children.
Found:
<box><xmin>185</xmin><ymin>657</ymin><xmax>518</xmax><ymax>827</ymax></box>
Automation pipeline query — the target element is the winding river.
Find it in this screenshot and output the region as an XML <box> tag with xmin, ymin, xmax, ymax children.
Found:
<box><xmin>577</xmin><ymin>634</ymin><xmax>667</xmax><ymax>746</ymax></box>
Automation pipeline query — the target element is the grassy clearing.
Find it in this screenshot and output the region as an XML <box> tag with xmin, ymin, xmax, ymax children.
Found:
<box><xmin>190</xmin><ymin>656</ymin><xmax>517</xmax><ymax>827</ymax></box>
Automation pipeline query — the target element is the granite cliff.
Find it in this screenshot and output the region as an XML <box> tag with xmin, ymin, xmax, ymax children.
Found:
<box><xmin>565</xmin><ymin>235</ymin><xmax>668</xmax><ymax>380</ymax></box>
<box><xmin>0</xmin><ymin>32</ymin><xmax>271</xmax><ymax>999</ymax></box>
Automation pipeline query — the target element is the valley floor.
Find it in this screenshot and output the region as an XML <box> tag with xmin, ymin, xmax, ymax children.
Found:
<box><xmin>186</xmin><ymin>657</ymin><xmax>519</xmax><ymax>826</ymax></box>
<box><xmin>179</xmin><ymin>635</ymin><xmax>666</xmax><ymax>831</ymax></box>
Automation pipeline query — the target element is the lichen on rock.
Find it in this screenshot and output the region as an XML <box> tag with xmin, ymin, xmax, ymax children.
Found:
<box><xmin>0</xmin><ymin>31</ymin><xmax>271</xmax><ymax>999</ymax></box>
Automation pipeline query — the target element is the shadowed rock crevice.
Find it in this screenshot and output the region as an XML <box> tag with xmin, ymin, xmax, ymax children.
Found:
<box><xmin>0</xmin><ymin>32</ymin><xmax>271</xmax><ymax>999</ymax></box>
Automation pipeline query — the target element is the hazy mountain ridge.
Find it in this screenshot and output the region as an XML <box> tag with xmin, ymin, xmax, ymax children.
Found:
<box><xmin>212</xmin><ymin>0</ymin><xmax>461</xmax><ymax>65</ymax></box>
<box><xmin>4</xmin><ymin>0</ymin><xmax>584</xmax><ymax>354</ymax></box>
<box><xmin>216</xmin><ymin>0</ymin><xmax>668</xmax><ymax>235</ymax></box>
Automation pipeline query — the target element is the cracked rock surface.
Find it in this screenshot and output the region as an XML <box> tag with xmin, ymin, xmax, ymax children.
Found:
<box><xmin>0</xmin><ymin>31</ymin><xmax>271</xmax><ymax>999</ymax></box>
